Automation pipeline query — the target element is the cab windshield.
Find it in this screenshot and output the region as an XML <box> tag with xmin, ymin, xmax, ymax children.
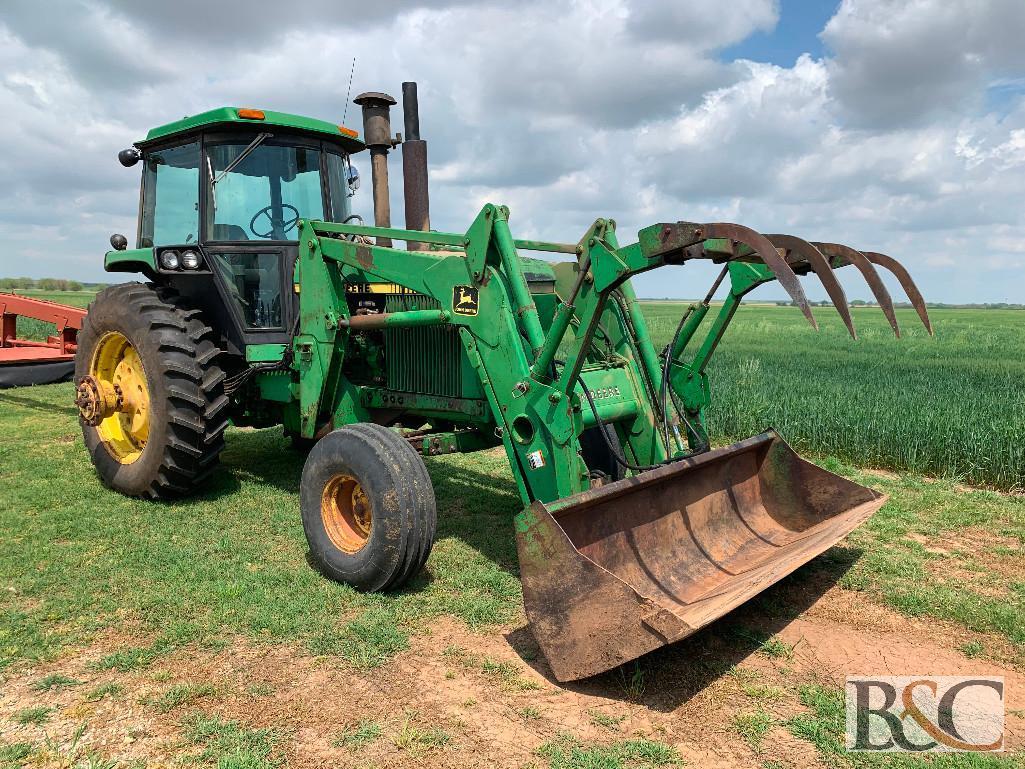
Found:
<box><xmin>205</xmin><ymin>140</ymin><xmax>352</xmax><ymax>241</ymax></box>
<box><xmin>207</xmin><ymin>141</ymin><xmax>322</xmax><ymax>241</ymax></box>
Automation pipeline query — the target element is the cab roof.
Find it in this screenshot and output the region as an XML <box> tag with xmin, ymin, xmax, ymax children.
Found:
<box><xmin>139</xmin><ymin>107</ymin><xmax>366</xmax><ymax>153</ymax></box>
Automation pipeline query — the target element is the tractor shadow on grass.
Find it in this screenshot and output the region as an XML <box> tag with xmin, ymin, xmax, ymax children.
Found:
<box><xmin>215</xmin><ymin>431</ymin><xmax>526</xmax><ymax>576</ymax></box>
<box><xmin>0</xmin><ymin>391</ymin><xmax>80</xmax><ymax>417</ymax></box>
<box><xmin>218</xmin><ymin>428</ymin><xmax>306</xmax><ymax>493</ymax></box>
<box><xmin>504</xmin><ymin>545</ymin><xmax>864</xmax><ymax>711</ymax></box>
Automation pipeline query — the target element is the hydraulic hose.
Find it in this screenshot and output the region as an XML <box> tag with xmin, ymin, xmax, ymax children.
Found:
<box><xmin>579</xmin><ymin>383</ymin><xmax>665</xmax><ymax>473</ymax></box>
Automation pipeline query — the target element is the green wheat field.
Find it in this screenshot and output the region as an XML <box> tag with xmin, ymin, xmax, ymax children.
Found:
<box><xmin>645</xmin><ymin>303</ymin><xmax>1024</xmax><ymax>491</ymax></box>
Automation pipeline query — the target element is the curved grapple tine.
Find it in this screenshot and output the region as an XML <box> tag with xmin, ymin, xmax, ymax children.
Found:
<box><xmin>766</xmin><ymin>234</ymin><xmax>857</xmax><ymax>340</ymax></box>
<box><xmin>813</xmin><ymin>242</ymin><xmax>900</xmax><ymax>338</ymax></box>
<box><xmin>700</xmin><ymin>223</ymin><xmax>817</xmax><ymax>329</ymax></box>
<box><xmin>862</xmin><ymin>251</ymin><xmax>932</xmax><ymax>335</ymax></box>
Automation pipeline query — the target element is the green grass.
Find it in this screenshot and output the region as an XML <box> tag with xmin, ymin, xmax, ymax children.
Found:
<box><xmin>0</xmin><ymin>306</ymin><xmax>1022</xmax><ymax>684</ymax></box>
<box><xmin>825</xmin><ymin>462</ymin><xmax>1025</xmax><ymax>649</ymax></box>
<box><xmin>617</xmin><ymin>662</ymin><xmax>647</xmax><ymax>700</ymax></box>
<box><xmin>732</xmin><ymin>628</ymin><xmax>794</xmax><ymax>660</ymax></box>
<box><xmin>0</xmin><ymin>742</ymin><xmax>32</xmax><ymax>768</ymax></box>
<box><xmin>11</xmin><ymin>706</ymin><xmax>51</xmax><ymax>725</ymax></box>
<box><xmin>734</xmin><ymin>709</ymin><xmax>774</xmax><ymax>752</ymax></box>
<box><xmin>392</xmin><ymin>716</ymin><xmax>452</xmax><ymax>755</ymax></box>
<box><xmin>642</xmin><ymin>304</ymin><xmax>1025</xmax><ymax>490</ymax></box>
<box><xmin>589</xmin><ymin>709</ymin><xmax>627</xmax><ymax>730</ymax></box>
<box><xmin>145</xmin><ymin>682</ymin><xmax>216</xmax><ymax>713</ymax></box>
<box><xmin>332</xmin><ymin>718</ymin><xmax>382</xmax><ymax>750</ymax></box>
<box><xmin>960</xmin><ymin>640</ymin><xmax>985</xmax><ymax>658</ymax></box>
<box><xmin>536</xmin><ymin>733</ymin><xmax>682</xmax><ymax>768</ymax></box>
<box><xmin>0</xmin><ymin>382</ymin><xmax>523</xmax><ymax>672</ymax></box>
<box><xmin>30</xmin><ymin>673</ymin><xmax>80</xmax><ymax>691</ymax></box>
<box><xmin>183</xmin><ymin>713</ymin><xmax>278</xmax><ymax>769</ymax></box>
<box><xmin>86</xmin><ymin>682</ymin><xmax>123</xmax><ymax>702</ymax></box>
<box><xmin>307</xmin><ymin>604</ymin><xmax>409</xmax><ymax>668</ymax></box>
<box><xmin>11</xmin><ymin>294</ymin><xmax>1024</xmax><ymax>490</ymax></box>
<box><xmin>480</xmin><ymin>657</ymin><xmax>541</xmax><ymax>691</ymax></box>
<box><xmin>91</xmin><ymin>639</ymin><xmax>177</xmax><ymax>672</ymax></box>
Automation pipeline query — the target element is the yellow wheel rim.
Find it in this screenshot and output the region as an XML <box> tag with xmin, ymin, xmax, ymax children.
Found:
<box><xmin>90</xmin><ymin>331</ymin><xmax>150</xmax><ymax>464</ymax></box>
<box><xmin>321</xmin><ymin>474</ymin><xmax>372</xmax><ymax>553</ymax></box>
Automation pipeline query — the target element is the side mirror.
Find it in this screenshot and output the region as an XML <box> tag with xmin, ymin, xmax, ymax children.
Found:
<box><xmin>118</xmin><ymin>148</ymin><xmax>142</xmax><ymax>167</ymax></box>
<box><xmin>110</xmin><ymin>233</ymin><xmax>128</xmax><ymax>251</ymax></box>
<box><xmin>346</xmin><ymin>164</ymin><xmax>360</xmax><ymax>195</ymax></box>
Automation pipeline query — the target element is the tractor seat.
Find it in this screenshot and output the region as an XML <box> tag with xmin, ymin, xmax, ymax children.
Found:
<box><xmin>212</xmin><ymin>224</ymin><xmax>250</xmax><ymax>241</ymax></box>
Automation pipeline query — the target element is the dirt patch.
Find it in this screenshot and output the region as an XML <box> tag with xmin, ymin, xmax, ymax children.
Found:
<box><xmin>921</xmin><ymin>526</ymin><xmax>1022</xmax><ymax>552</ymax></box>
<box><xmin>2</xmin><ymin>582</ymin><xmax>1022</xmax><ymax>768</ymax></box>
<box><xmin>909</xmin><ymin>526</ymin><xmax>1025</xmax><ymax>588</ymax></box>
<box><xmin>921</xmin><ymin>558</ymin><xmax>1010</xmax><ymax>598</ymax></box>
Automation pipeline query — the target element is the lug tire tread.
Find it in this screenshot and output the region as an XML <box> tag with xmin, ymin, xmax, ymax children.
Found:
<box><xmin>76</xmin><ymin>282</ymin><xmax>228</xmax><ymax>499</ymax></box>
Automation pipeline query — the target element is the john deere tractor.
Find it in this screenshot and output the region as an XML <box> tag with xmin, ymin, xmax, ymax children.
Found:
<box><xmin>75</xmin><ymin>83</ymin><xmax>932</xmax><ymax>681</ymax></box>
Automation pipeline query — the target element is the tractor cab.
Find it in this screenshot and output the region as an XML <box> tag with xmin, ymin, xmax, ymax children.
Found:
<box><xmin>116</xmin><ymin>108</ymin><xmax>365</xmax><ymax>353</ymax></box>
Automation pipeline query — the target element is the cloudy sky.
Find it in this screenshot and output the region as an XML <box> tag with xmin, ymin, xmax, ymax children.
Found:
<box><xmin>1</xmin><ymin>0</ymin><xmax>1024</xmax><ymax>303</ymax></box>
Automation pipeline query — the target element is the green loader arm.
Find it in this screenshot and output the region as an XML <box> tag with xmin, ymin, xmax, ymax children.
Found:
<box><xmin>292</xmin><ymin>205</ymin><xmax>811</xmax><ymax>507</ymax></box>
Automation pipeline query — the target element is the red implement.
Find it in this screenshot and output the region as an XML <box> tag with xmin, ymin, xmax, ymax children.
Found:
<box><xmin>0</xmin><ymin>293</ymin><xmax>87</xmax><ymax>387</ymax></box>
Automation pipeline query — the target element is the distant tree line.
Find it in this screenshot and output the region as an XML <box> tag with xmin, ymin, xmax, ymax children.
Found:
<box><xmin>0</xmin><ymin>277</ymin><xmax>88</xmax><ymax>291</ymax></box>
<box><xmin>777</xmin><ymin>299</ymin><xmax>1025</xmax><ymax>310</ymax></box>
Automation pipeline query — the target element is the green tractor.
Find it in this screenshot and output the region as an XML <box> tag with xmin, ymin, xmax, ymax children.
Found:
<box><xmin>75</xmin><ymin>83</ymin><xmax>931</xmax><ymax>681</ymax></box>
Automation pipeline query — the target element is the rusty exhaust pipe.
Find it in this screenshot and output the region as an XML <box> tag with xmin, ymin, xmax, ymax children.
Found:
<box><xmin>401</xmin><ymin>82</ymin><xmax>431</xmax><ymax>251</ymax></box>
<box><xmin>354</xmin><ymin>91</ymin><xmax>397</xmax><ymax>248</ymax></box>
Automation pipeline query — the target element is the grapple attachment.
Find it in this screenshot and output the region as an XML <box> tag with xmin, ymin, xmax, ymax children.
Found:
<box><xmin>647</xmin><ymin>222</ymin><xmax>931</xmax><ymax>338</ymax></box>
<box><xmin>515</xmin><ymin>431</ymin><xmax>887</xmax><ymax>682</ymax></box>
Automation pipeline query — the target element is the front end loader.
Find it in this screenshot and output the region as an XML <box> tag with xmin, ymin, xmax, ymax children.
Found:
<box><xmin>74</xmin><ymin>83</ymin><xmax>932</xmax><ymax>681</ymax></box>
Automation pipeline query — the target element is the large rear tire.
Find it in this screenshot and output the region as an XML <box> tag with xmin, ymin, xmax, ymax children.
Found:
<box><xmin>300</xmin><ymin>424</ymin><xmax>436</xmax><ymax>592</ymax></box>
<box><xmin>74</xmin><ymin>282</ymin><xmax>229</xmax><ymax>499</ymax></box>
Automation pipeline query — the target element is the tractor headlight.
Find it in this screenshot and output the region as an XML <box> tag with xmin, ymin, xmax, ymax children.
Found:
<box><xmin>159</xmin><ymin>250</ymin><xmax>180</xmax><ymax>270</ymax></box>
<box><xmin>180</xmin><ymin>250</ymin><xmax>201</xmax><ymax>270</ymax></box>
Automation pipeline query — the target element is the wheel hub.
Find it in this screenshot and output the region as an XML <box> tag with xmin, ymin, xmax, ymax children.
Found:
<box><xmin>321</xmin><ymin>474</ymin><xmax>373</xmax><ymax>553</ymax></box>
<box><xmin>75</xmin><ymin>375</ymin><xmax>122</xmax><ymax>426</ymax></box>
<box><xmin>81</xmin><ymin>331</ymin><xmax>151</xmax><ymax>464</ymax></box>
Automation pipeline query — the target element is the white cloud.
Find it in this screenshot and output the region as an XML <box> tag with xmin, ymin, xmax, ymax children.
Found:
<box><xmin>822</xmin><ymin>0</ymin><xmax>1025</xmax><ymax>128</ymax></box>
<box><xmin>0</xmin><ymin>0</ymin><xmax>1023</xmax><ymax>303</ymax></box>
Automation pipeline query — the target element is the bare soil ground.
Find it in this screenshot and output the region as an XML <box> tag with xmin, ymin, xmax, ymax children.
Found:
<box><xmin>2</xmin><ymin>575</ymin><xmax>1020</xmax><ymax>768</ymax></box>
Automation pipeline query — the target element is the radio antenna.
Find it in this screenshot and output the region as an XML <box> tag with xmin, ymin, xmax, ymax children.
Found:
<box><xmin>342</xmin><ymin>57</ymin><xmax>357</xmax><ymax>126</ymax></box>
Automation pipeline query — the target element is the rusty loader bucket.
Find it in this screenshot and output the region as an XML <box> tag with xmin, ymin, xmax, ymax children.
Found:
<box><xmin>516</xmin><ymin>431</ymin><xmax>887</xmax><ymax>682</ymax></box>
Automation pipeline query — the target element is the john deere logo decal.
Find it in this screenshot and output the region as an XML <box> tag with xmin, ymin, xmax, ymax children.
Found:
<box><xmin>453</xmin><ymin>285</ymin><xmax>479</xmax><ymax>316</ymax></box>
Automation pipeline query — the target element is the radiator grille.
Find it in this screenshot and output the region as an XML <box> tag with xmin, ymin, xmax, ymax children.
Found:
<box><xmin>384</xmin><ymin>293</ymin><xmax>465</xmax><ymax>398</ymax></box>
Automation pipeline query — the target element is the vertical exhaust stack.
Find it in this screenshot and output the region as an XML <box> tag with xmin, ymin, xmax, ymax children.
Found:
<box><xmin>353</xmin><ymin>91</ymin><xmax>397</xmax><ymax>248</ymax></box>
<box><xmin>401</xmin><ymin>82</ymin><xmax>431</xmax><ymax>251</ymax></box>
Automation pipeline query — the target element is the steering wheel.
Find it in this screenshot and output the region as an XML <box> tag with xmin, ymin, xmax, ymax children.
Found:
<box><xmin>249</xmin><ymin>203</ymin><xmax>300</xmax><ymax>238</ymax></box>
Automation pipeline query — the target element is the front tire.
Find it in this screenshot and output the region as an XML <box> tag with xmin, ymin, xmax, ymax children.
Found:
<box><xmin>75</xmin><ymin>282</ymin><xmax>229</xmax><ymax>499</ymax></box>
<box><xmin>300</xmin><ymin>424</ymin><xmax>436</xmax><ymax>592</ymax></box>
